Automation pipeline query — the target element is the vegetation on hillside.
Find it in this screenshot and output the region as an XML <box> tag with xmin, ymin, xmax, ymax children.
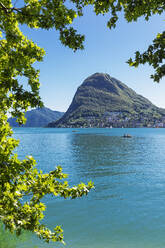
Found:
<box><xmin>8</xmin><ymin>107</ymin><xmax>64</xmax><ymax>127</ymax></box>
<box><xmin>0</xmin><ymin>0</ymin><xmax>164</xmax><ymax>245</ymax></box>
<box><xmin>48</xmin><ymin>73</ymin><xmax>165</xmax><ymax>128</ymax></box>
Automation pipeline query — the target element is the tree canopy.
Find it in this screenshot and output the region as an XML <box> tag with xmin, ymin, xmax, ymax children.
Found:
<box><xmin>0</xmin><ymin>0</ymin><xmax>164</xmax><ymax>245</ymax></box>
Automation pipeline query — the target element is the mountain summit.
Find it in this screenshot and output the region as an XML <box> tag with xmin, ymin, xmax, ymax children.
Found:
<box><xmin>48</xmin><ymin>73</ymin><xmax>165</xmax><ymax>128</ymax></box>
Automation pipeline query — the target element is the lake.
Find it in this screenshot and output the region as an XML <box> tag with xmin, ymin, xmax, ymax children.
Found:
<box><xmin>14</xmin><ymin>128</ymin><xmax>165</xmax><ymax>248</ymax></box>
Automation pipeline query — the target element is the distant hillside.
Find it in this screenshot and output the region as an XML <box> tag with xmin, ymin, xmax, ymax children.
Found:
<box><xmin>47</xmin><ymin>73</ymin><xmax>165</xmax><ymax>128</ymax></box>
<box><xmin>8</xmin><ymin>107</ymin><xmax>64</xmax><ymax>127</ymax></box>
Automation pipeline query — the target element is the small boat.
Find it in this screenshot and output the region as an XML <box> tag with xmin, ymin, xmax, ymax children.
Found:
<box><xmin>123</xmin><ymin>134</ymin><xmax>132</xmax><ymax>138</ymax></box>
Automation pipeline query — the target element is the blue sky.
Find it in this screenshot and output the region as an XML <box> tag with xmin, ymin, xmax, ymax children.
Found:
<box><xmin>22</xmin><ymin>6</ymin><xmax>164</xmax><ymax>112</ymax></box>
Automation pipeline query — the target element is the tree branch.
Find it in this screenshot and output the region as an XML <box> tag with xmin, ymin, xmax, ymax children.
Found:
<box><xmin>0</xmin><ymin>2</ymin><xmax>28</xmax><ymax>14</ymax></box>
<box><xmin>0</xmin><ymin>1</ymin><xmax>8</xmax><ymax>13</ymax></box>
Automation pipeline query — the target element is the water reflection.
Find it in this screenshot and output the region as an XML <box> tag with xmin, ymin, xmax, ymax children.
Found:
<box><xmin>14</xmin><ymin>128</ymin><xmax>165</xmax><ymax>248</ymax></box>
<box><xmin>67</xmin><ymin>134</ymin><xmax>140</xmax><ymax>199</ymax></box>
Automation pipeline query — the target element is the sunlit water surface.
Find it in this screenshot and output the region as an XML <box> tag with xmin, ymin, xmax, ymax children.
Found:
<box><xmin>13</xmin><ymin>128</ymin><xmax>165</xmax><ymax>248</ymax></box>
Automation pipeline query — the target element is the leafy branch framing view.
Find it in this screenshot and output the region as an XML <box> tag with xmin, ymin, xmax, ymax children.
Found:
<box><xmin>0</xmin><ymin>0</ymin><xmax>164</xmax><ymax>244</ymax></box>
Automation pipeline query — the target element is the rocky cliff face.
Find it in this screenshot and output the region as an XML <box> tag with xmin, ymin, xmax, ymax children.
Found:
<box><xmin>48</xmin><ymin>73</ymin><xmax>165</xmax><ymax>128</ymax></box>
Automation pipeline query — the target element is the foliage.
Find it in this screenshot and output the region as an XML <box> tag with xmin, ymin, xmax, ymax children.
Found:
<box><xmin>0</xmin><ymin>0</ymin><xmax>94</xmax><ymax>243</ymax></box>
<box><xmin>0</xmin><ymin>221</ymin><xmax>38</xmax><ymax>248</ymax></box>
<box><xmin>0</xmin><ymin>112</ymin><xmax>94</xmax><ymax>243</ymax></box>
<box><xmin>128</xmin><ymin>32</ymin><xmax>165</xmax><ymax>82</ymax></box>
<box><xmin>8</xmin><ymin>107</ymin><xmax>64</xmax><ymax>127</ymax></box>
<box><xmin>0</xmin><ymin>221</ymin><xmax>20</xmax><ymax>248</ymax></box>
<box><xmin>0</xmin><ymin>0</ymin><xmax>164</xmax><ymax>245</ymax></box>
<box><xmin>83</xmin><ymin>0</ymin><xmax>164</xmax><ymax>82</ymax></box>
<box><xmin>48</xmin><ymin>73</ymin><xmax>165</xmax><ymax>128</ymax></box>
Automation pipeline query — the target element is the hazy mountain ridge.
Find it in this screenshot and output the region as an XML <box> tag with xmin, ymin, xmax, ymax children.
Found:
<box><xmin>8</xmin><ymin>107</ymin><xmax>64</xmax><ymax>127</ymax></box>
<box><xmin>47</xmin><ymin>73</ymin><xmax>165</xmax><ymax>128</ymax></box>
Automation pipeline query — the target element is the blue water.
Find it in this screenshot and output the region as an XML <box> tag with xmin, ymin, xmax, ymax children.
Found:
<box><xmin>14</xmin><ymin>128</ymin><xmax>165</xmax><ymax>248</ymax></box>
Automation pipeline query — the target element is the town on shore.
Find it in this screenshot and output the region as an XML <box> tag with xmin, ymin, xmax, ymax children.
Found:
<box><xmin>57</xmin><ymin>111</ymin><xmax>165</xmax><ymax>128</ymax></box>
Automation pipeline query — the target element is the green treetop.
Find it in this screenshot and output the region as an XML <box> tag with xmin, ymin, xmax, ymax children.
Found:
<box><xmin>0</xmin><ymin>0</ymin><xmax>164</xmax><ymax>244</ymax></box>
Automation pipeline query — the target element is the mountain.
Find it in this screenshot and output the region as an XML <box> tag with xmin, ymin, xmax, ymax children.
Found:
<box><xmin>47</xmin><ymin>73</ymin><xmax>165</xmax><ymax>128</ymax></box>
<box><xmin>8</xmin><ymin>107</ymin><xmax>64</xmax><ymax>127</ymax></box>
